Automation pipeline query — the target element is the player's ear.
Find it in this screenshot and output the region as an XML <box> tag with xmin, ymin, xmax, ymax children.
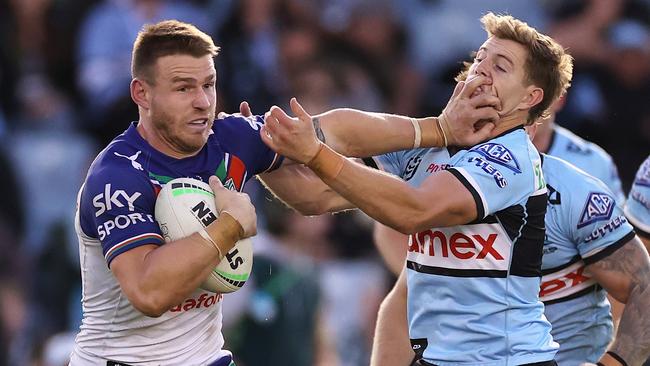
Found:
<box><xmin>131</xmin><ymin>78</ymin><xmax>150</xmax><ymax>110</ymax></box>
<box><xmin>517</xmin><ymin>86</ymin><xmax>543</xmax><ymax>112</ymax></box>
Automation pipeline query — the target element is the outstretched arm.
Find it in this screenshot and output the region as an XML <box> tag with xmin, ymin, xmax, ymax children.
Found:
<box><xmin>271</xmin><ymin>75</ymin><xmax>500</xmax><ymax>159</ymax></box>
<box><xmin>584</xmin><ymin>236</ymin><xmax>650</xmax><ymax>365</ymax></box>
<box><xmin>261</xmin><ymin>99</ymin><xmax>478</xmax><ymax>233</ymax></box>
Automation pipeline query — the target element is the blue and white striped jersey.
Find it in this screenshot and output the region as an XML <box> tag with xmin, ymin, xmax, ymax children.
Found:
<box><xmin>625</xmin><ymin>155</ymin><xmax>650</xmax><ymax>239</ymax></box>
<box><xmin>547</xmin><ymin>125</ymin><xmax>624</xmax><ymax>202</ymax></box>
<box><xmin>539</xmin><ymin>154</ymin><xmax>634</xmax><ymax>365</ymax></box>
<box><xmin>373</xmin><ymin>127</ymin><xmax>557</xmax><ymax>366</ymax></box>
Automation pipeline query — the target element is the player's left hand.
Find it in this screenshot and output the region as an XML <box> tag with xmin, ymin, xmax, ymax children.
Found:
<box><xmin>260</xmin><ymin>98</ymin><xmax>321</xmax><ymax>164</ymax></box>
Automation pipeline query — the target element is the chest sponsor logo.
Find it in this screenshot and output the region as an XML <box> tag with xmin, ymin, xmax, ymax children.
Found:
<box><xmin>403</xmin><ymin>156</ymin><xmax>422</xmax><ymax>181</ymax></box>
<box><xmin>539</xmin><ymin>262</ymin><xmax>594</xmax><ymax>302</ymax></box>
<box><xmin>578</xmin><ymin>192</ymin><xmax>614</xmax><ymax>228</ymax></box>
<box><xmin>470</xmin><ymin>142</ymin><xmax>521</xmax><ymax>173</ymax></box>
<box><xmin>425</xmin><ymin>162</ymin><xmax>450</xmax><ymax>174</ymax></box>
<box><xmin>467</xmin><ymin>156</ymin><xmax>507</xmax><ymax>188</ymax></box>
<box><xmin>97</xmin><ymin>213</ymin><xmax>155</xmax><ymax>241</ymax></box>
<box><xmin>584</xmin><ymin>215</ymin><xmax>627</xmax><ymax>243</ymax></box>
<box><xmin>408</xmin><ymin>227</ymin><xmax>508</xmax><ymax>269</ymax></box>
<box><xmin>170</xmin><ymin>292</ymin><xmax>223</xmax><ymax>312</ymax></box>
<box><xmin>93</xmin><ymin>184</ymin><xmax>142</xmax><ymax>217</ymax></box>
<box><xmin>114</xmin><ymin>151</ymin><xmax>143</xmax><ymax>171</ymax></box>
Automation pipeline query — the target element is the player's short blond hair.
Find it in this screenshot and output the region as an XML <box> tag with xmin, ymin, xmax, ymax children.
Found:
<box><xmin>457</xmin><ymin>13</ymin><xmax>573</xmax><ymax>125</ymax></box>
<box><xmin>131</xmin><ymin>20</ymin><xmax>220</xmax><ymax>84</ymax></box>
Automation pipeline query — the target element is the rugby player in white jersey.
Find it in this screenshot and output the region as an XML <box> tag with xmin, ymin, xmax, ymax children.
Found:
<box><xmin>71</xmin><ymin>20</ymin><xmax>502</xmax><ymax>366</ymax></box>
<box><xmin>261</xmin><ymin>13</ymin><xmax>573</xmax><ymax>366</ymax></box>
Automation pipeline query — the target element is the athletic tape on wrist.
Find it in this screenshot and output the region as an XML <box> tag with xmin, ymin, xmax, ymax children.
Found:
<box><xmin>198</xmin><ymin>228</ymin><xmax>223</xmax><ymax>259</ymax></box>
<box><xmin>606</xmin><ymin>351</ymin><xmax>628</xmax><ymax>366</ymax></box>
<box><xmin>306</xmin><ymin>143</ymin><xmax>345</xmax><ymax>180</ymax></box>
<box><xmin>437</xmin><ymin>113</ymin><xmax>449</xmax><ymax>147</ymax></box>
<box><xmin>410</xmin><ymin>118</ymin><xmax>422</xmax><ymax>149</ymax></box>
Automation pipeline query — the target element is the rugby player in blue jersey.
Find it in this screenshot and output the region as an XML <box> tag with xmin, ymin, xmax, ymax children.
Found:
<box><xmin>261</xmin><ymin>13</ymin><xmax>572</xmax><ymax>366</ymax></box>
<box><xmin>71</xmin><ymin>19</ymin><xmax>502</xmax><ymax>365</ymax></box>
<box><xmin>626</xmin><ymin>156</ymin><xmax>650</xmax><ymax>250</ymax></box>
<box><xmin>531</xmin><ymin>97</ymin><xmax>625</xmax><ymax>202</ymax></box>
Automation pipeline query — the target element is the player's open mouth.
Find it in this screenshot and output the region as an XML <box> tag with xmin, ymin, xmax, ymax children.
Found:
<box><xmin>188</xmin><ymin>119</ymin><xmax>209</xmax><ymax>128</ymax></box>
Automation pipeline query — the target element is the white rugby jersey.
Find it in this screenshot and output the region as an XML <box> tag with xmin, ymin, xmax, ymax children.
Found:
<box><xmin>71</xmin><ymin>117</ymin><xmax>281</xmax><ymax>365</ymax></box>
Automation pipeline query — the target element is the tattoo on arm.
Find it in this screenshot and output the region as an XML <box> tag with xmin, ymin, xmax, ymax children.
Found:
<box><xmin>313</xmin><ymin>117</ymin><xmax>326</xmax><ymax>143</ymax></box>
<box><xmin>589</xmin><ymin>238</ymin><xmax>650</xmax><ymax>364</ymax></box>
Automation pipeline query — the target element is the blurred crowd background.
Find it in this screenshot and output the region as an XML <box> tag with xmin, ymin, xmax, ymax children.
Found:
<box><xmin>0</xmin><ymin>0</ymin><xmax>649</xmax><ymax>365</ymax></box>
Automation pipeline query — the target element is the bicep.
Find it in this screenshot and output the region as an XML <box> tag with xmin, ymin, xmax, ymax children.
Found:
<box><xmin>416</xmin><ymin>170</ymin><xmax>479</xmax><ymax>228</ymax></box>
<box><xmin>110</xmin><ymin>245</ymin><xmax>158</xmax><ymax>299</ymax></box>
<box><xmin>584</xmin><ymin>236</ymin><xmax>650</xmax><ymax>303</ymax></box>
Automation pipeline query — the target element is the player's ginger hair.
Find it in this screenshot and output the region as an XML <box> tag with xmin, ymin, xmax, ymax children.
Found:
<box><xmin>131</xmin><ymin>20</ymin><xmax>220</xmax><ymax>85</ymax></box>
<box><xmin>457</xmin><ymin>13</ymin><xmax>573</xmax><ymax>125</ymax></box>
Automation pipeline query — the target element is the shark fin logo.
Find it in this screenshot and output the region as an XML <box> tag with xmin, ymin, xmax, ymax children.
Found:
<box><xmin>215</xmin><ymin>153</ymin><xmax>247</xmax><ymax>192</ymax></box>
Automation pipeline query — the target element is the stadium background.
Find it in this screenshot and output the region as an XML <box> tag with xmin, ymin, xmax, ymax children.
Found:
<box><xmin>0</xmin><ymin>0</ymin><xmax>649</xmax><ymax>365</ymax></box>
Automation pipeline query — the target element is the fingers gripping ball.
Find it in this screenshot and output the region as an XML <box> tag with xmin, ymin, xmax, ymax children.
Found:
<box><xmin>154</xmin><ymin>177</ymin><xmax>253</xmax><ymax>293</ymax></box>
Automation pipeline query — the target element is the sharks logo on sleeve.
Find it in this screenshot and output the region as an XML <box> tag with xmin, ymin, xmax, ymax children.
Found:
<box><xmin>578</xmin><ymin>192</ymin><xmax>614</xmax><ymax>228</ymax></box>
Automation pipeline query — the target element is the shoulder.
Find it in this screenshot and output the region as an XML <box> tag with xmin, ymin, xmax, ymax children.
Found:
<box><xmin>212</xmin><ymin>115</ymin><xmax>264</xmax><ymax>136</ymax></box>
<box><xmin>553</xmin><ymin>126</ymin><xmax>614</xmax><ymax>165</ymax></box>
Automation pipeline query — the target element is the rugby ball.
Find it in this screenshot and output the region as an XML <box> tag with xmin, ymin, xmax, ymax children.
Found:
<box><xmin>154</xmin><ymin>177</ymin><xmax>253</xmax><ymax>293</ymax></box>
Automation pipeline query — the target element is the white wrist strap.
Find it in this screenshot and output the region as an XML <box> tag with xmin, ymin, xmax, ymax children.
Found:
<box><xmin>410</xmin><ymin>118</ymin><xmax>422</xmax><ymax>148</ymax></box>
<box><xmin>198</xmin><ymin>228</ymin><xmax>223</xmax><ymax>258</ymax></box>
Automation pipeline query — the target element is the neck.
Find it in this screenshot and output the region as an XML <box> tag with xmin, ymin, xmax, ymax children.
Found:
<box><xmin>532</xmin><ymin>116</ymin><xmax>555</xmax><ymax>153</ymax></box>
<box><xmin>489</xmin><ymin>112</ymin><xmax>527</xmax><ymax>138</ymax></box>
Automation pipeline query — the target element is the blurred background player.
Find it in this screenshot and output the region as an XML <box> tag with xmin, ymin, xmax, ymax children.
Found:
<box><xmin>625</xmin><ymin>155</ymin><xmax>650</xmax><ymax>250</ymax></box>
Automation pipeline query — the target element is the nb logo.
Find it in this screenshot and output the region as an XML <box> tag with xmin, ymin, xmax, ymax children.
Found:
<box><xmin>578</xmin><ymin>192</ymin><xmax>614</xmax><ymax>228</ymax></box>
<box><xmin>470</xmin><ymin>143</ymin><xmax>521</xmax><ymax>173</ymax></box>
<box><xmin>114</xmin><ymin>151</ymin><xmax>143</xmax><ymax>171</ymax></box>
<box><xmin>404</xmin><ymin>156</ymin><xmax>422</xmax><ymax>181</ymax></box>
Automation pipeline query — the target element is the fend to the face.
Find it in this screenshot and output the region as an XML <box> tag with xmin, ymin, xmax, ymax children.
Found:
<box><xmin>468</xmin><ymin>36</ymin><xmax>542</xmax><ymax>122</ymax></box>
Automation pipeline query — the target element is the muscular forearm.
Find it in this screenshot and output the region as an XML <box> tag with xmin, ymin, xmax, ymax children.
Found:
<box><xmin>317</xmin><ymin>109</ymin><xmax>442</xmax><ymax>157</ymax></box>
<box><xmin>606</xmin><ymin>283</ymin><xmax>650</xmax><ymax>365</ymax></box>
<box><xmin>308</xmin><ymin>146</ymin><xmax>474</xmax><ymax>233</ymax></box>
<box><xmin>371</xmin><ymin>274</ymin><xmax>413</xmax><ymax>366</ymax></box>
<box><xmin>137</xmin><ymin>234</ymin><xmax>221</xmax><ymax>311</ymax></box>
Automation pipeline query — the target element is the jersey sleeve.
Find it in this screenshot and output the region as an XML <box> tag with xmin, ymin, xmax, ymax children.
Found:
<box><xmin>566</xmin><ymin>177</ymin><xmax>635</xmax><ymax>265</ymax></box>
<box><xmin>79</xmin><ymin>162</ymin><xmax>163</xmax><ymax>267</ymax></box>
<box><xmin>369</xmin><ymin>151</ymin><xmax>404</xmax><ymax>176</ymax></box>
<box><xmin>213</xmin><ymin>115</ymin><xmax>283</xmax><ymax>177</ymax></box>
<box><xmin>625</xmin><ymin>156</ymin><xmax>650</xmax><ymax>238</ymax></box>
<box><xmin>446</xmin><ymin>142</ymin><xmax>545</xmax><ymax>219</ymax></box>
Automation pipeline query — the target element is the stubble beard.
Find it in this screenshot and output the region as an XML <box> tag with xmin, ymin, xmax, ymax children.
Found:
<box><xmin>152</xmin><ymin>108</ymin><xmax>210</xmax><ymax>155</ymax></box>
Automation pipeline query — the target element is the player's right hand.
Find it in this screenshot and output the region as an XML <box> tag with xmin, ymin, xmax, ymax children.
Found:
<box><xmin>209</xmin><ymin>176</ymin><xmax>257</xmax><ymax>238</ymax></box>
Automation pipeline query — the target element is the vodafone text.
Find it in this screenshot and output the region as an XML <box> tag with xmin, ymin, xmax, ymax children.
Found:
<box><xmin>170</xmin><ymin>292</ymin><xmax>223</xmax><ymax>312</ymax></box>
